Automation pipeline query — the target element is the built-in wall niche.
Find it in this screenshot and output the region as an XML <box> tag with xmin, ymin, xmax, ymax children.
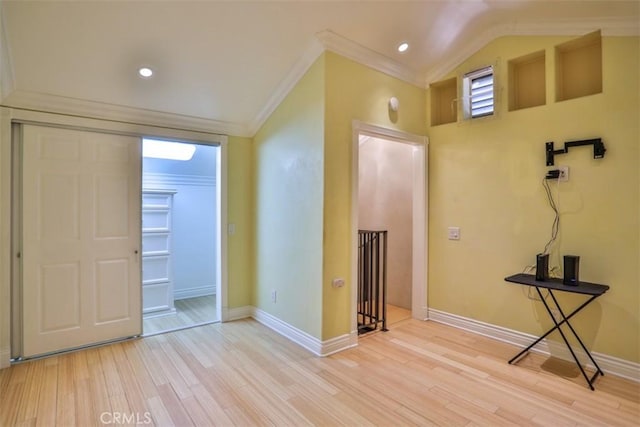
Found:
<box><xmin>509</xmin><ymin>50</ymin><xmax>546</xmax><ymax>111</ymax></box>
<box><xmin>430</xmin><ymin>77</ymin><xmax>457</xmax><ymax>126</ymax></box>
<box><xmin>555</xmin><ymin>30</ymin><xmax>602</xmax><ymax>102</ymax></box>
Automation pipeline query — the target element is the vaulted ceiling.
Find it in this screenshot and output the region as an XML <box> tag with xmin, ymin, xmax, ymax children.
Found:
<box><xmin>1</xmin><ymin>1</ymin><xmax>638</xmax><ymax>136</ymax></box>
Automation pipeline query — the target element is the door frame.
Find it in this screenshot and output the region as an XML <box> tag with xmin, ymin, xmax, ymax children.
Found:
<box><xmin>2</xmin><ymin>108</ymin><xmax>228</xmax><ymax>362</ymax></box>
<box><xmin>351</xmin><ymin>120</ymin><xmax>428</xmax><ymax>336</ymax></box>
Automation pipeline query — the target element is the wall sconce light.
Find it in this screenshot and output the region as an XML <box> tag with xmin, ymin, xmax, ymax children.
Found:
<box><xmin>389</xmin><ymin>97</ymin><xmax>399</xmax><ymax>112</ymax></box>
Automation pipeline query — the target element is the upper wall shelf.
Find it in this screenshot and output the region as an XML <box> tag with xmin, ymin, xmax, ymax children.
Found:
<box><xmin>428</xmin><ymin>30</ymin><xmax>604</xmax><ymax>126</ymax></box>
<box><xmin>430</xmin><ymin>77</ymin><xmax>458</xmax><ymax>126</ymax></box>
<box><xmin>509</xmin><ymin>50</ymin><xmax>546</xmax><ymax>111</ymax></box>
<box><xmin>556</xmin><ymin>30</ymin><xmax>602</xmax><ymax>102</ymax></box>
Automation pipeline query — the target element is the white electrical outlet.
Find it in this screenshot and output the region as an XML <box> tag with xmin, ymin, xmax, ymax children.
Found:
<box><xmin>332</xmin><ymin>278</ymin><xmax>345</xmax><ymax>288</ymax></box>
<box><xmin>271</xmin><ymin>290</ymin><xmax>277</xmax><ymax>303</ymax></box>
<box><xmin>558</xmin><ymin>165</ymin><xmax>569</xmax><ymax>182</ymax></box>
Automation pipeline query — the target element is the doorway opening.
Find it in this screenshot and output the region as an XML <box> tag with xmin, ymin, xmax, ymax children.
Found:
<box><xmin>351</xmin><ymin>122</ymin><xmax>427</xmax><ymax>336</ymax></box>
<box><xmin>141</xmin><ymin>139</ymin><xmax>221</xmax><ymax>335</ymax></box>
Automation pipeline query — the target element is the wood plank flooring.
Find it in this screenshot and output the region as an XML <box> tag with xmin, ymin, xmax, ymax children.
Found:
<box><xmin>1</xmin><ymin>318</ymin><xmax>638</xmax><ymax>426</ymax></box>
<box><xmin>143</xmin><ymin>296</ymin><xmax>217</xmax><ymax>335</ymax></box>
<box><xmin>386</xmin><ymin>304</ymin><xmax>412</xmax><ymax>326</ymax></box>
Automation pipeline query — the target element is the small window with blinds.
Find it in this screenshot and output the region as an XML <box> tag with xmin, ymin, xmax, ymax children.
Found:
<box><xmin>462</xmin><ymin>66</ymin><xmax>494</xmax><ymax>119</ymax></box>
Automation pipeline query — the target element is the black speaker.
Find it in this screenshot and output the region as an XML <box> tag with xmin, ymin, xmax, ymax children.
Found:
<box><xmin>535</xmin><ymin>253</ymin><xmax>549</xmax><ymax>281</ymax></box>
<box><xmin>563</xmin><ymin>255</ymin><xmax>580</xmax><ymax>286</ymax></box>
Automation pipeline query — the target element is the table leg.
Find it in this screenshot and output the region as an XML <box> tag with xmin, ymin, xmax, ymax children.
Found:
<box><xmin>509</xmin><ymin>287</ymin><xmax>603</xmax><ymax>390</ymax></box>
<box><xmin>508</xmin><ymin>287</ymin><xmax>566</xmax><ymax>364</ymax></box>
<box><xmin>547</xmin><ymin>291</ymin><xmax>605</xmax><ymax>384</ymax></box>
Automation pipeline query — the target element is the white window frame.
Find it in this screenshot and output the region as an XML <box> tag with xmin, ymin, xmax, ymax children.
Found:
<box><xmin>462</xmin><ymin>66</ymin><xmax>494</xmax><ymax>119</ymax></box>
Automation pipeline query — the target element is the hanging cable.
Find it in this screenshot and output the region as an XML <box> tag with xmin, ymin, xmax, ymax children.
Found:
<box><xmin>541</xmin><ymin>177</ymin><xmax>559</xmax><ymax>255</ymax></box>
<box><xmin>525</xmin><ymin>176</ymin><xmax>561</xmax><ymax>301</ymax></box>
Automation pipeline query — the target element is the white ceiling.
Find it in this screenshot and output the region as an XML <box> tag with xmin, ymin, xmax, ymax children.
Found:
<box><xmin>1</xmin><ymin>1</ymin><xmax>638</xmax><ymax>136</ymax></box>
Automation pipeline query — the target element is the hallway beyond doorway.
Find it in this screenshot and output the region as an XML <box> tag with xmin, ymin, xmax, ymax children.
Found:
<box><xmin>387</xmin><ymin>304</ymin><xmax>411</xmax><ymax>326</ymax></box>
<box><xmin>352</xmin><ymin>121</ymin><xmax>427</xmax><ymax>338</ymax></box>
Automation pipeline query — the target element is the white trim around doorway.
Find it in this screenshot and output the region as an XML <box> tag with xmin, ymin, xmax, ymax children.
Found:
<box><xmin>351</xmin><ymin>120</ymin><xmax>429</xmax><ymax>339</ymax></box>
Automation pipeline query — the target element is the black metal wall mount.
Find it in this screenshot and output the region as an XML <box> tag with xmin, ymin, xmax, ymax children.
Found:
<box><xmin>545</xmin><ymin>138</ymin><xmax>606</xmax><ymax>166</ymax></box>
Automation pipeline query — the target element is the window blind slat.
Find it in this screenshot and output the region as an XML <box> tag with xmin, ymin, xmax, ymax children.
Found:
<box><xmin>471</xmin><ymin>93</ymin><xmax>493</xmax><ymax>103</ymax></box>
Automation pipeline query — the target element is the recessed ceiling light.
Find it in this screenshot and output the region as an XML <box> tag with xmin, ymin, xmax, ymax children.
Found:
<box><xmin>138</xmin><ymin>67</ymin><xmax>153</xmax><ymax>78</ymax></box>
<box><xmin>397</xmin><ymin>42</ymin><xmax>409</xmax><ymax>53</ymax></box>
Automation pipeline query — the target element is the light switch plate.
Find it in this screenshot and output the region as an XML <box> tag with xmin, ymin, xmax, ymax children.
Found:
<box><xmin>448</xmin><ymin>227</ymin><xmax>460</xmax><ymax>240</ymax></box>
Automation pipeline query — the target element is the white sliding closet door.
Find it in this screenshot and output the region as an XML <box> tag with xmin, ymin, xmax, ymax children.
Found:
<box><xmin>22</xmin><ymin>125</ymin><xmax>141</xmax><ymax>357</ymax></box>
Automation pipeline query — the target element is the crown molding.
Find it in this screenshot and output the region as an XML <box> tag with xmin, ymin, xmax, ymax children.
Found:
<box><xmin>2</xmin><ymin>17</ymin><xmax>636</xmax><ymax>139</ymax></box>
<box><xmin>143</xmin><ymin>172</ymin><xmax>215</xmax><ymax>188</ymax></box>
<box><xmin>1</xmin><ymin>90</ymin><xmax>252</xmax><ymax>137</ymax></box>
<box><xmin>316</xmin><ymin>29</ymin><xmax>425</xmax><ymax>88</ymax></box>
<box><xmin>424</xmin><ymin>16</ymin><xmax>640</xmax><ymax>85</ymax></box>
<box><xmin>248</xmin><ymin>31</ymin><xmax>424</xmax><ymax>137</ymax></box>
<box><xmin>248</xmin><ymin>37</ymin><xmax>325</xmax><ymax>136</ymax></box>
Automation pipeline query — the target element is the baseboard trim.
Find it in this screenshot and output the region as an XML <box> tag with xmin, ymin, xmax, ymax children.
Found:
<box><xmin>415</xmin><ymin>306</ymin><xmax>429</xmax><ymax>321</ymax></box>
<box><xmin>321</xmin><ymin>331</ymin><xmax>358</xmax><ymax>357</ymax></box>
<box><xmin>249</xmin><ymin>307</ymin><xmax>357</xmax><ymax>357</ymax></box>
<box><xmin>428</xmin><ymin>308</ymin><xmax>640</xmax><ymax>383</ymax></box>
<box><xmin>223</xmin><ymin>305</ymin><xmax>253</xmax><ymax>322</ymax></box>
<box><xmin>174</xmin><ymin>285</ymin><xmax>215</xmax><ymax>301</ymax></box>
<box><xmin>142</xmin><ymin>308</ymin><xmax>177</xmax><ymax>319</ymax></box>
<box><xmin>252</xmin><ymin>308</ymin><xmax>323</xmax><ymax>356</ymax></box>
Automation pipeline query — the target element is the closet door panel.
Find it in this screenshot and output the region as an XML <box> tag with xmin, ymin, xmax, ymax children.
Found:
<box><xmin>22</xmin><ymin>125</ymin><xmax>141</xmax><ymax>358</ymax></box>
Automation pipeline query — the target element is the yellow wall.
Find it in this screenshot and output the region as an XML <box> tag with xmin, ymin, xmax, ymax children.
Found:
<box><xmin>322</xmin><ymin>52</ymin><xmax>426</xmax><ymax>339</ymax></box>
<box><xmin>249</xmin><ymin>51</ymin><xmax>426</xmax><ymax>341</ymax></box>
<box><xmin>227</xmin><ymin>135</ymin><xmax>254</xmax><ymax>309</ymax></box>
<box><xmin>427</xmin><ymin>36</ymin><xmax>639</xmax><ymax>362</ymax></box>
<box><xmin>252</xmin><ymin>55</ymin><xmax>325</xmax><ymax>338</ymax></box>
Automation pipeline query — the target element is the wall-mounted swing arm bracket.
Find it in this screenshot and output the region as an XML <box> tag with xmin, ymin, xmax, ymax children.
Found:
<box><xmin>545</xmin><ymin>138</ymin><xmax>606</xmax><ymax>166</ymax></box>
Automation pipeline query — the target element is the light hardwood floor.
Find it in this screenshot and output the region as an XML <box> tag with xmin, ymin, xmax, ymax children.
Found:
<box><xmin>1</xmin><ymin>318</ymin><xmax>638</xmax><ymax>426</ymax></box>
<box><xmin>386</xmin><ymin>304</ymin><xmax>412</xmax><ymax>326</ymax></box>
<box><xmin>143</xmin><ymin>296</ymin><xmax>217</xmax><ymax>335</ymax></box>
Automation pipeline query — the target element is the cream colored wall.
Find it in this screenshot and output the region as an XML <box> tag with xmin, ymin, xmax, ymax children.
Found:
<box><xmin>358</xmin><ymin>137</ymin><xmax>413</xmax><ymax>309</ymax></box>
<box><xmin>323</xmin><ymin>51</ymin><xmax>426</xmax><ymax>339</ymax></box>
<box><xmin>427</xmin><ymin>36</ymin><xmax>639</xmax><ymax>363</ymax></box>
<box><xmin>227</xmin><ymin>135</ymin><xmax>254</xmax><ymax>309</ymax></box>
<box><xmin>252</xmin><ymin>56</ymin><xmax>325</xmax><ymax>339</ymax></box>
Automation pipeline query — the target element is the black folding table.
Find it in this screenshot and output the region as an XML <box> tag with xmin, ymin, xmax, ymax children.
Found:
<box><xmin>504</xmin><ymin>273</ymin><xmax>609</xmax><ymax>390</ymax></box>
